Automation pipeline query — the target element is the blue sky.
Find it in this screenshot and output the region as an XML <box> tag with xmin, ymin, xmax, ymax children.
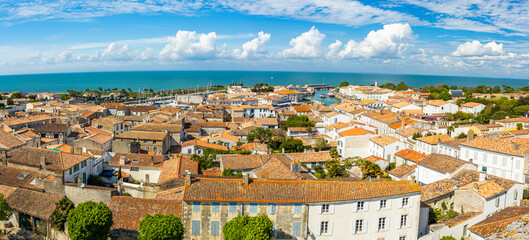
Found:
<box><xmin>0</xmin><ymin>0</ymin><xmax>528</xmax><ymax>78</ymax></box>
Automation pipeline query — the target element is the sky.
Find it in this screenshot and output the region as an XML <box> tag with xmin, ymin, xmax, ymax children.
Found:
<box><xmin>0</xmin><ymin>0</ymin><xmax>528</xmax><ymax>78</ymax></box>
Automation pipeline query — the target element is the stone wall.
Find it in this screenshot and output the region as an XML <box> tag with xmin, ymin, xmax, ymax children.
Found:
<box><xmin>64</xmin><ymin>185</ymin><xmax>119</xmax><ymax>206</ymax></box>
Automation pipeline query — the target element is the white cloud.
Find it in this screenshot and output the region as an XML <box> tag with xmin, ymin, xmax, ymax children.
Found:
<box><xmin>280</xmin><ymin>26</ymin><xmax>325</xmax><ymax>58</ymax></box>
<box><xmin>99</xmin><ymin>43</ymin><xmax>137</xmax><ymax>61</ymax></box>
<box><xmin>331</xmin><ymin>23</ymin><xmax>414</xmax><ymax>59</ymax></box>
<box><xmin>230</xmin><ymin>31</ymin><xmax>271</xmax><ymax>59</ymax></box>
<box><xmin>140</xmin><ymin>47</ymin><xmax>156</xmax><ymax>60</ymax></box>
<box><xmin>452</xmin><ymin>41</ymin><xmax>504</xmax><ymax>57</ymax></box>
<box><xmin>218</xmin><ymin>0</ymin><xmax>422</xmax><ymax>27</ymax></box>
<box><xmin>159</xmin><ymin>30</ymin><xmax>217</xmax><ymax>60</ymax></box>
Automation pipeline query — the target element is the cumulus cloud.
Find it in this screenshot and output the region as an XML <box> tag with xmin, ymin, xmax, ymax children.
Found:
<box><xmin>98</xmin><ymin>43</ymin><xmax>137</xmax><ymax>61</ymax></box>
<box><xmin>452</xmin><ymin>41</ymin><xmax>504</xmax><ymax>57</ymax></box>
<box><xmin>280</xmin><ymin>26</ymin><xmax>325</xmax><ymax>58</ymax></box>
<box><xmin>159</xmin><ymin>30</ymin><xmax>217</xmax><ymax>60</ymax></box>
<box><xmin>229</xmin><ymin>31</ymin><xmax>271</xmax><ymax>59</ymax></box>
<box><xmin>330</xmin><ymin>23</ymin><xmax>414</xmax><ymax>59</ymax></box>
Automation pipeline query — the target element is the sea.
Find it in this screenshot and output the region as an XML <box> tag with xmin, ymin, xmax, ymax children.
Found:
<box><xmin>1</xmin><ymin>71</ymin><xmax>527</xmax><ymax>95</ymax></box>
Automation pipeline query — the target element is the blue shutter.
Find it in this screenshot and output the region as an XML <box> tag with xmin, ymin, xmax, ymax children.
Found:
<box><xmin>250</xmin><ymin>203</ymin><xmax>258</xmax><ymax>213</ymax></box>
<box><xmin>229</xmin><ymin>203</ymin><xmax>237</xmax><ymax>213</ymax></box>
<box><xmin>211</xmin><ymin>221</ymin><xmax>220</xmax><ymax>236</ymax></box>
<box><xmin>193</xmin><ymin>202</ymin><xmax>201</xmax><ymax>212</ymax></box>
<box><xmin>293</xmin><ymin>222</ymin><xmax>302</xmax><ymax>237</ymax></box>
<box><xmin>294</xmin><ymin>203</ymin><xmax>302</xmax><ymax>214</ymax></box>
<box><xmin>212</xmin><ymin>202</ymin><xmax>220</xmax><ymax>213</ymax></box>
<box><xmin>268</xmin><ymin>204</ymin><xmax>276</xmax><ymax>214</ymax></box>
<box><xmin>191</xmin><ymin>220</ymin><xmax>200</xmax><ymax>235</ymax></box>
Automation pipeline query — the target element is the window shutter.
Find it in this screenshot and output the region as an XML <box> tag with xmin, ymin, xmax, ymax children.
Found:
<box><xmin>352</xmin><ymin>221</ymin><xmax>355</xmax><ymax>235</ymax></box>
<box><xmin>397</xmin><ymin>216</ymin><xmax>401</xmax><ymax>229</ymax></box>
<box><xmin>387</xmin><ymin>199</ymin><xmax>392</xmax><ymax>210</ymax></box>
<box><xmin>409</xmin><ymin>197</ymin><xmax>414</xmax><ymax>207</ymax></box>
<box><xmin>329</xmin><ymin>221</ymin><xmax>334</xmax><ymax>235</ymax></box>
<box><xmin>330</xmin><ymin>204</ymin><xmax>335</xmax><ymax>214</ymax></box>
<box><xmin>317</xmin><ymin>205</ymin><xmax>322</xmax><ymax>215</ymax></box>
<box><xmin>408</xmin><ymin>214</ymin><xmax>412</xmax><ymax>228</ymax></box>
<box><xmin>376</xmin><ymin>201</ymin><xmax>381</xmax><ymax>211</ymax></box>
<box><xmin>365</xmin><ymin>201</ymin><xmax>369</xmax><ymax>211</ymax></box>
<box><xmin>364</xmin><ymin>219</ymin><xmax>368</xmax><ymax>233</ymax></box>
<box><xmin>398</xmin><ymin>198</ymin><xmax>403</xmax><ymax>209</ymax></box>
<box><xmin>316</xmin><ymin>223</ymin><xmax>321</xmax><ymax>236</ymax></box>
<box><xmin>386</xmin><ymin>217</ymin><xmax>390</xmax><ymax>231</ymax></box>
<box><xmin>353</xmin><ymin>203</ymin><xmax>358</xmax><ymax>213</ymax></box>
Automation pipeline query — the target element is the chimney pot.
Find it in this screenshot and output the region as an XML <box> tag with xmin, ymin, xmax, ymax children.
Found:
<box><xmin>40</xmin><ymin>156</ymin><xmax>46</xmax><ymax>168</ymax></box>
<box><xmin>473</xmin><ymin>183</ymin><xmax>479</xmax><ymax>192</ymax></box>
<box><xmin>185</xmin><ymin>170</ymin><xmax>191</xmax><ymax>187</ymax></box>
<box><xmin>150</xmin><ymin>156</ymin><xmax>154</xmax><ymax>165</ymax></box>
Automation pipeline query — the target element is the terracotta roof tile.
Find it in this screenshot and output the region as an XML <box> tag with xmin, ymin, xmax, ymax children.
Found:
<box><xmin>0</xmin><ymin>131</ymin><xmax>26</xmax><ymax>149</ymax></box>
<box><xmin>395</xmin><ymin>149</ymin><xmax>427</xmax><ymax>163</ymax></box>
<box><xmin>157</xmin><ymin>155</ymin><xmax>199</xmax><ymax>185</ymax></box>
<box><xmin>109</xmin><ymin>196</ymin><xmax>182</xmax><ymax>231</ymax></box>
<box><xmin>418</xmin><ymin>153</ymin><xmax>471</xmax><ymax>174</ymax></box>
<box><xmin>370</xmin><ymin>135</ymin><xmax>401</xmax><ymax>147</ymax></box>
<box><xmin>115</xmin><ymin>130</ymin><xmax>168</xmax><ymax>141</ymax></box>
<box><xmin>389</xmin><ymin>164</ymin><xmax>416</xmax><ymax>178</ymax></box>
<box><xmin>183</xmin><ymin>177</ymin><xmax>421</xmax><ymax>203</ymax></box>
<box><xmin>396</xmin><ymin>127</ymin><xmax>427</xmax><ymax>137</ymax></box>
<box><xmin>338</xmin><ymin>128</ymin><xmax>374</xmax><ymax>137</ymax></box>
<box><xmin>443</xmin><ymin>212</ymin><xmax>482</xmax><ymax>227</ymax></box>
<box><xmin>286</xmin><ymin>152</ymin><xmax>332</xmax><ymax>163</ymax></box>
<box><xmin>461</xmin><ymin>136</ymin><xmax>529</xmax><ymax>157</ymax></box>
<box><xmin>109</xmin><ymin>153</ymin><xmax>166</xmax><ymax>168</ymax></box>
<box><xmin>7</xmin><ymin>188</ymin><xmax>64</xmax><ymax>220</ymax></box>
<box><xmin>34</xmin><ymin>123</ymin><xmax>69</xmax><ymax>133</ymax></box>
<box><xmin>7</xmin><ymin>147</ymin><xmax>90</xmax><ymax>171</ymax></box>
<box><xmin>417</xmin><ymin>134</ymin><xmax>453</xmax><ymax>145</ymax></box>
<box><xmin>457</xmin><ymin>180</ymin><xmax>506</xmax><ymax>199</ymax></box>
<box><xmin>181</xmin><ymin>139</ymin><xmax>228</xmax><ymax>151</ymax></box>
<box><xmin>469</xmin><ymin>206</ymin><xmax>529</xmax><ymax>237</ymax></box>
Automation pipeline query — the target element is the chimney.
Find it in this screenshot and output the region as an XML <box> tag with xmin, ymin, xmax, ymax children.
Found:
<box><xmin>410</xmin><ymin>175</ymin><xmax>416</xmax><ymax>184</ymax></box>
<box><xmin>242</xmin><ymin>173</ymin><xmax>249</xmax><ymax>186</ymax></box>
<box><xmin>150</xmin><ymin>156</ymin><xmax>155</xmax><ymax>166</ymax></box>
<box><xmin>467</xmin><ymin>130</ymin><xmax>474</xmax><ymax>142</ymax></box>
<box><xmin>145</xmin><ymin>174</ymin><xmax>150</xmax><ymax>183</ymax></box>
<box><xmin>282</xmin><ymin>148</ymin><xmax>285</xmax><ymax>153</ymax></box>
<box><xmin>401</xmin><ymin>117</ymin><xmax>406</xmax><ymax>130</ymax></box>
<box><xmin>473</xmin><ymin>183</ymin><xmax>479</xmax><ymax>192</ymax></box>
<box><xmin>40</xmin><ymin>156</ymin><xmax>46</xmax><ymax>169</ymax></box>
<box><xmin>291</xmin><ymin>160</ymin><xmax>301</xmax><ymax>173</ymax></box>
<box><xmin>379</xmin><ymin>107</ymin><xmax>383</xmax><ymax>115</ymax></box>
<box><xmin>75</xmin><ymin>147</ymin><xmax>82</xmax><ymax>155</ymax></box>
<box><xmin>185</xmin><ymin>170</ymin><xmax>191</xmax><ymax>187</ymax></box>
<box><xmin>119</xmin><ymin>156</ymin><xmax>126</xmax><ymax>165</ymax></box>
<box><xmin>479</xmin><ymin>172</ymin><xmax>486</xmax><ymax>181</ymax></box>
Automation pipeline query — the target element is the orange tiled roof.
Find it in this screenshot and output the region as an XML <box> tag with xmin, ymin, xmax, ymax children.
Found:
<box><xmin>416</xmin><ymin>134</ymin><xmax>453</xmax><ymax>145</ymax></box>
<box><xmin>457</xmin><ymin>181</ymin><xmax>505</xmax><ymax>199</ymax></box>
<box><xmin>469</xmin><ymin>206</ymin><xmax>529</xmax><ymax>238</ymax></box>
<box><xmin>338</xmin><ymin>128</ymin><xmax>374</xmax><ymax>137</ymax></box>
<box><xmin>396</xmin><ymin>127</ymin><xmax>427</xmax><ymax>137</ymax></box>
<box><xmin>395</xmin><ymin>149</ymin><xmax>427</xmax><ymax>163</ymax></box>
<box><xmin>462</xmin><ymin>102</ymin><xmax>483</xmax><ymax>108</ymax></box>
<box><xmin>461</xmin><ymin>136</ymin><xmax>529</xmax><ymax>157</ymax></box>
<box><xmin>109</xmin><ymin>196</ymin><xmax>182</xmax><ymax>231</ymax></box>
<box><xmin>181</xmin><ymin>139</ymin><xmax>228</xmax><ymax>151</ymax></box>
<box><xmin>389</xmin><ymin>164</ymin><xmax>415</xmax><ymax>178</ymax></box>
<box><xmin>293</xmin><ymin>105</ymin><xmax>311</xmax><ymax>113</ymax></box>
<box><xmin>370</xmin><ymin>135</ymin><xmax>401</xmax><ymax>146</ymax></box>
<box><xmin>418</xmin><ymin>153</ymin><xmax>471</xmax><ymax>174</ymax></box>
<box><xmin>182</xmin><ymin>176</ymin><xmax>421</xmax><ymax>203</ymax></box>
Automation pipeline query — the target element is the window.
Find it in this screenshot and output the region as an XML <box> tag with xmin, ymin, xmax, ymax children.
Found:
<box><xmin>402</xmin><ymin>198</ymin><xmax>409</xmax><ymax>207</ymax></box>
<box><xmin>187</xmin><ymin>149</ymin><xmax>192</xmax><ymax>154</ymax></box>
<box><xmin>400</xmin><ymin>215</ymin><xmax>407</xmax><ymax>228</ymax></box>
<box><xmin>69</xmin><ymin>168</ymin><xmax>72</xmax><ymax>175</ymax></box>
<box><xmin>193</xmin><ymin>202</ymin><xmax>201</xmax><ymax>212</ymax></box>
<box><xmin>211</xmin><ymin>221</ymin><xmax>219</xmax><ymax>236</ymax></box>
<box><xmin>143</xmin><ymin>140</ymin><xmax>147</xmax><ymax>144</ymax></box>
<box><xmin>153</xmin><ymin>147</ymin><xmax>158</xmax><ymax>153</ymax></box>
<box><xmin>482</xmin><ymin>166</ymin><xmax>487</xmax><ymax>173</ymax></box>
<box><xmin>321</xmin><ymin>204</ymin><xmax>330</xmax><ymax>213</ymax></box>
<box><xmin>378</xmin><ymin>218</ymin><xmax>386</xmax><ymax>231</ymax></box>
<box><xmin>354</xmin><ymin>219</ymin><xmax>363</xmax><ymax>233</ymax></box>
<box><xmin>250</xmin><ymin>203</ymin><xmax>258</xmax><ymax>213</ymax></box>
<box><xmin>380</xmin><ymin>200</ymin><xmax>387</xmax><ymax>209</ymax></box>
<box><xmin>357</xmin><ymin>201</ymin><xmax>364</xmax><ymax>211</ymax></box>
<box><xmin>191</xmin><ymin>220</ymin><xmax>200</xmax><ymax>235</ymax></box>
<box><xmin>293</xmin><ymin>222</ymin><xmax>302</xmax><ymax>237</ymax></box>
<box><xmin>229</xmin><ymin>203</ymin><xmax>237</xmax><ymax>213</ymax></box>
<box><xmin>399</xmin><ymin>237</ymin><xmax>406</xmax><ymax>240</ymax></box>
<box><xmin>145</xmin><ymin>146</ymin><xmax>150</xmax><ymax>151</ymax></box>
<box><xmin>294</xmin><ymin>203</ymin><xmax>302</xmax><ymax>214</ymax></box>
<box><xmin>130</xmin><ymin>167</ymin><xmax>139</xmax><ymax>171</ymax></box>
<box><xmin>268</xmin><ymin>204</ymin><xmax>276</xmax><ymax>214</ymax></box>
<box><xmin>212</xmin><ymin>202</ymin><xmax>220</xmax><ymax>213</ymax></box>
<box><xmin>515</xmin><ymin>190</ymin><xmax>519</xmax><ymax>200</ymax></box>
<box><xmin>320</xmin><ymin>221</ymin><xmax>329</xmax><ymax>234</ymax></box>
<box><xmin>496</xmin><ymin>197</ymin><xmax>500</xmax><ymax>207</ymax></box>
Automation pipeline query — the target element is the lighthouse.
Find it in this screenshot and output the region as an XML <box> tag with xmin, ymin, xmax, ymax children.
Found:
<box><xmin>375</xmin><ymin>80</ymin><xmax>378</xmax><ymax>87</ymax></box>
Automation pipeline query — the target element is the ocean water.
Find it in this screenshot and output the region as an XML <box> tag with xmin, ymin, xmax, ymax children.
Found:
<box><xmin>0</xmin><ymin>71</ymin><xmax>528</xmax><ymax>93</ymax></box>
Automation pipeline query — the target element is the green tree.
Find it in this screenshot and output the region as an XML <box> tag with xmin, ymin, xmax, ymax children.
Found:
<box><xmin>280</xmin><ymin>115</ymin><xmax>314</xmax><ymax>129</ymax></box>
<box><xmin>329</xmin><ymin>148</ymin><xmax>339</xmax><ymax>158</ymax></box>
<box><xmin>395</xmin><ymin>81</ymin><xmax>408</xmax><ymax>91</ymax></box>
<box><xmin>0</xmin><ymin>193</ymin><xmax>12</xmax><ymax>221</ymax></box>
<box><xmin>315</xmin><ymin>137</ymin><xmax>326</xmax><ymax>151</ymax></box>
<box><xmin>339</xmin><ymin>81</ymin><xmax>349</xmax><ymax>87</ymax></box>
<box><xmin>440</xmin><ymin>236</ymin><xmax>456</xmax><ymax>240</ymax></box>
<box><xmin>87</xmin><ymin>175</ymin><xmax>106</xmax><ymax>187</ymax></box>
<box><xmin>438</xmin><ymin>92</ymin><xmax>453</xmax><ymax>101</ymax></box>
<box><xmin>67</xmin><ymin>201</ymin><xmax>113</xmax><ymax>240</ymax></box>
<box><xmin>138</xmin><ymin>214</ymin><xmax>184</xmax><ymax>240</ymax></box>
<box><xmin>191</xmin><ymin>154</ymin><xmax>217</xmax><ymax>170</ymax></box>
<box><xmin>222</xmin><ymin>168</ymin><xmax>243</xmax><ymax>177</ymax></box>
<box><xmin>224</xmin><ymin>113</ymin><xmax>232</xmax><ymax>122</ymax></box>
<box><xmin>324</xmin><ymin>159</ymin><xmax>351</xmax><ymax>178</ymax></box>
<box><xmin>6</xmin><ymin>98</ymin><xmax>13</xmax><ymax>105</ymax></box>
<box><xmin>456</xmin><ymin>132</ymin><xmax>467</xmax><ymax>139</ymax></box>
<box><xmin>10</xmin><ymin>92</ymin><xmax>23</xmax><ymax>98</ymax></box>
<box><xmin>279</xmin><ymin>138</ymin><xmax>304</xmax><ymax>153</ymax></box>
<box><xmin>51</xmin><ymin>198</ymin><xmax>74</xmax><ymax>230</ymax></box>
<box><xmin>517</xmin><ymin>123</ymin><xmax>524</xmax><ymax>130</ymax></box>
<box><xmin>380</xmin><ymin>82</ymin><xmax>396</xmax><ymax>90</ymax></box>
<box><xmin>223</xmin><ymin>215</ymin><xmax>273</xmax><ymax>240</ymax></box>
<box><xmin>247</xmin><ymin>128</ymin><xmax>274</xmax><ymax>143</ymax></box>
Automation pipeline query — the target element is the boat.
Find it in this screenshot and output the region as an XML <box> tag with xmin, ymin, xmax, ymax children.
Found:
<box><xmin>327</xmin><ymin>92</ymin><xmax>335</xmax><ymax>97</ymax></box>
<box><xmin>319</xmin><ymin>93</ymin><xmax>327</xmax><ymax>98</ymax></box>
